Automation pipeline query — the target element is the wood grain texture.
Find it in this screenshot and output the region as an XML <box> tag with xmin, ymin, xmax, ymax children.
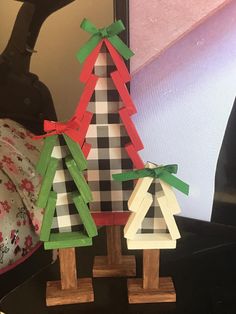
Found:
<box><xmin>130</xmin><ymin>0</ymin><xmax>232</xmax><ymax>73</ymax></box>
<box><xmin>143</xmin><ymin>249</ymin><xmax>160</xmax><ymax>289</ymax></box>
<box><xmin>127</xmin><ymin>277</ymin><xmax>176</xmax><ymax>304</ymax></box>
<box><xmin>106</xmin><ymin>225</ymin><xmax>122</xmax><ymax>264</ymax></box>
<box><xmin>93</xmin><ymin>255</ymin><xmax>136</xmax><ymax>277</ymax></box>
<box><xmin>46</xmin><ymin>278</ymin><xmax>94</xmax><ymax>306</ymax></box>
<box><xmin>59</xmin><ymin>248</ymin><xmax>77</xmax><ymax>290</ymax></box>
<box><xmin>93</xmin><ymin>226</ymin><xmax>136</xmax><ymax>277</ymax></box>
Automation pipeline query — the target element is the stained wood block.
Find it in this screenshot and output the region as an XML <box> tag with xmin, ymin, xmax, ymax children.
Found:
<box><xmin>93</xmin><ymin>226</ymin><xmax>136</xmax><ymax>277</ymax></box>
<box><xmin>59</xmin><ymin>248</ymin><xmax>77</xmax><ymax>290</ymax></box>
<box><xmin>106</xmin><ymin>225</ymin><xmax>122</xmax><ymax>264</ymax></box>
<box><xmin>124</xmin><ymin>193</ymin><xmax>153</xmax><ymax>239</ymax></box>
<box><xmin>46</xmin><ymin>278</ymin><xmax>94</xmax><ymax>306</ymax></box>
<box><xmin>143</xmin><ymin>249</ymin><xmax>160</xmax><ymax>289</ymax></box>
<box><xmin>127</xmin><ymin>277</ymin><xmax>176</xmax><ymax>304</ymax></box>
<box><xmin>93</xmin><ymin>255</ymin><xmax>136</xmax><ymax>277</ymax></box>
<box><xmin>158</xmin><ymin>197</ymin><xmax>180</xmax><ymax>240</ymax></box>
<box><xmin>127</xmin><ymin>233</ymin><xmax>176</xmax><ymax>250</ymax></box>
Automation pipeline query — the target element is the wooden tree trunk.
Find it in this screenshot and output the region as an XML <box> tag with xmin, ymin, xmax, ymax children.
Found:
<box><xmin>93</xmin><ymin>225</ymin><xmax>136</xmax><ymax>277</ymax></box>
<box><xmin>127</xmin><ymin>249</ymin><xmax>176</xmax><ymax>304</ymax></box>
<box><xmin>46</xmin><ymin>248</ymin><xmax>94</xmax><ymax>306</ymax></box>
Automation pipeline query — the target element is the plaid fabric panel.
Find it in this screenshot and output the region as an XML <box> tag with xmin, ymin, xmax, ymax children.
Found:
<box><xmin>137</xmin><ymin>180</ymin><xmax>167</xmax><ymax>234</ymax></box>
<box><xmin>50</xmin><ymin>135</ymin><xmax>83</xmax><ymax>233</ymax></box>
<box><xmin>85</xmin><ymin>44</ymin><xmax>134</xmax><ymax>212</ymax></box>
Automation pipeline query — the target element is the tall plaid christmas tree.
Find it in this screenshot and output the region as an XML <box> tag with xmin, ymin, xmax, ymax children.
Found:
<box><xmin>76</xmin><ymin>19</ymin><xmax>145</xmax><ymax>226</ymax></box>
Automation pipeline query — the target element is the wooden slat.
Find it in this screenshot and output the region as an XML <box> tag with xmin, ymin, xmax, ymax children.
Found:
<box><xmin>93</xmin><ymin>255</ymin><xmax>136</xmax><ymax>277</ymax></box>
<box><xmin>59</xmin><ymin>248</ymin><xmax>77</xmax><ymax>290</ymax></box>
<box><xmin>143</xmin><ymin>249</ymin><xmax>160</xmax><ymax>290</ymax></box>
<box><xmin>127</xmin><ymin>277</ymin><xmax>176</xmax><ymax>304</ymax></box>
<box><xmin>106</xmin><ymin>225</ymin><xmax>122</xmax><ymax>264</ymax></box>
<box><xmin>46</xmin><ymin>278</ymin><xmax>94</xmax><ymax>306</ymax></box>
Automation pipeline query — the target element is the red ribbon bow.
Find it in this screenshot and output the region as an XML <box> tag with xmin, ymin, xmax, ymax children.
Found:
<box><xmin>33</xmin><ymin>117</ymin><xmax>83</xmax><ymax>143</ymax></box>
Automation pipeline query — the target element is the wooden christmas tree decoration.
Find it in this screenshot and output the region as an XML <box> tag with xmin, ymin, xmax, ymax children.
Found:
<box><xmin>75</xmin><ymin>19</ymin><xmax>144</xmax><ymax>277</ymax></box>
<box><xmin>35</xmin><ymin>117</ymin><xmax>98</xmax><ymax>306</ymax></box>
<box><xmin>113</xmin><ymin>162</ymin><xmax>189</xmax><ymax>303</ymax></box>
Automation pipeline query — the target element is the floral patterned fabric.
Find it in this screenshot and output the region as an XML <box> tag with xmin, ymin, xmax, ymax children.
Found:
<box><xmin>0</xmin><ymin>119</ymin><xmax>43</xmax><ymax>274</ymax></box>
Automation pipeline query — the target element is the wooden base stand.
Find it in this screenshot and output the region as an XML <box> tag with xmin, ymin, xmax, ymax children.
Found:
<box><xmin>127</xmin><ymin>249</ymin><xmax>176</xmax><ymax>304</ymax></box>
<box><xmin>46</xmin><ymin>248</ymin><xmax>94</xmax><ymax>306</ymax></box>
<box><xmin>93</xmin><ymin>226</ymin><xmax>136</xmax><ymax>277</ymax></box>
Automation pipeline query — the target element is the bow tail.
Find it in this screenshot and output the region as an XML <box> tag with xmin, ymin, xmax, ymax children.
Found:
<box><xmin>77</xmin><ymin>35</ymin><xmax>101</xmax><ymax>63</ymax></box>
<box><xmin>160</xmin><ymin>171</ymin><xmax>189</xmax><ymax>195</ymax></box>
<box><xmin>109</xmin><ymin>35</ymin><xmax>134</xmax><ymax>60</ymax></box>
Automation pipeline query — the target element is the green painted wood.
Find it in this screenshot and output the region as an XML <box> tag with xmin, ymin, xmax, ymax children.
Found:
<box><xmin>36</xmin><ymin>157</ymin><xmax>59</xmax><ymax>208</ymax></box>
<box><xmin>39</xmin><ymin>191</ymin><xmax>57</xmax><ymax>242</ymax></box>
<box><xmin>63</xmin><ymin>134</ymin><xmax>87</xmax><ymax>171</ymax></box>
<box><xmin>65</xmin><ymin>157</ymin><xmax>93</xmax><ymax>203</ymax></box>
<box><xmin>36</xmin><ymin>135</ymin><xmax>58</xmax><ymax>176</ymax></box>
<box><xmin>44</xmin><ymin>231</ymin><xmax>93</xmax><ymax>250</ymax></box>
<box><xmin>73</xmin><ymin>192</ymin><xmax>98</xmax><ymax>238</ymax></box>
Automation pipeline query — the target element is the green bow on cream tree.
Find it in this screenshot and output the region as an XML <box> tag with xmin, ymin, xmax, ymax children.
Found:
<box><xmin>113</xmin><ymin>164</ymin><xmax>189</xmax><ymax>195</ymax></box>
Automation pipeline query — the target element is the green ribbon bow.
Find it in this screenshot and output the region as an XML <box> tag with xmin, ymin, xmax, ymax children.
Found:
<box><xmin>76</xmin><ymin>18</ymin><xmax>134</xmax><ymax>63</ymax></box>
<box><xmin>112</xmin><ymin>164</ymin><xmax>189</xmax><ymax>195</ymax></box>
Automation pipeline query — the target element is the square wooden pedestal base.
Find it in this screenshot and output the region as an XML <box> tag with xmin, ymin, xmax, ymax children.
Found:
<box><xmin>46</xmin><ymin>278</ymin><xmax>94</xmax><ymax>306</ymax></box>
<box><xmin>93</xmin><ymin>255</ymin><xmax>136</xmax><ymax>277</ymax></box>
<box><xmin>127</xmin><ymin>277</ymin><xmax>176</xmax><ymax>304</ymax></box>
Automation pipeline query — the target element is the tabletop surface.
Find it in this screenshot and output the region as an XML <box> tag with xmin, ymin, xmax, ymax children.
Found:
<box><xmin>1</xmin><ymin>222</ymin><xmax>236</xmax><ymax>314</ymax></box>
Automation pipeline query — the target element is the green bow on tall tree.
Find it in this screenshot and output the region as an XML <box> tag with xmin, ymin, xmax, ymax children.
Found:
<box><xmin>113</xmin><ymin>164</ymin><xmax>190</xmax><ymax>195</ymax></box>
<box><xmin>76</xmin><ymin>18</ymin><xmax>134</xmax><ymax>63</ymax></box>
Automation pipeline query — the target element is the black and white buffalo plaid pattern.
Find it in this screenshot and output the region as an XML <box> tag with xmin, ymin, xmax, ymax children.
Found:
<box><xmin>85</xmin><ymin>44</ymin><xmax>134</xmax><ymax>212</ymax></box>
<box><xmin>137</xmin><ymin>180</ymin><xmax>167</xmax><ymax>234</ymax></box>
<box><xmin>50</xmin><ymin>135</ymin><xmax>83</xmax><ymax>233</ymax></box>
<box><xmin>84</xmin><ymin>44</ymin><xmax>165</xmax><ymax>233</ymax></box>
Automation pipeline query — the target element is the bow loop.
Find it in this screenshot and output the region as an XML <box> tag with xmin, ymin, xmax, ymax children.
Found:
<box><xmin>33</xmin><ymin>117</ymin><xmax>82</xmax><ymax>143</ymax></box>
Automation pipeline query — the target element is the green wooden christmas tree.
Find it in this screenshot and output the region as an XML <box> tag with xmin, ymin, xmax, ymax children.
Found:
<box><xmin>36</xmin><ymin>119</ymin><xmax>97</xmax><ymax>250</ymax></box>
